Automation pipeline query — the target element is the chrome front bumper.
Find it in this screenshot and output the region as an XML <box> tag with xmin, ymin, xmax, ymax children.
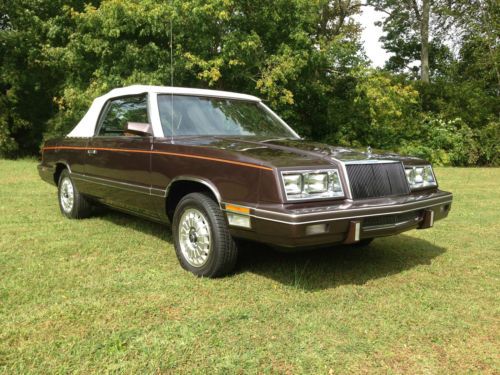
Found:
<box><xmin>226</xmin><ymin>191</ymin><xmax>453</xmax><ymax>248</ymax></box>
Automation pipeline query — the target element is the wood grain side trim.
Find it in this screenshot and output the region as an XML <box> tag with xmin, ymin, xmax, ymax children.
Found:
<box><xmin>42</xmin><ymin>146</ymin><xmax>274</xmax><ymax>171</ymax></box>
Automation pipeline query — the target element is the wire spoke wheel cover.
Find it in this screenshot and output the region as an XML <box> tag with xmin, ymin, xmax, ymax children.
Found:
<box><xmin>178</xmin><ymin>208</ymin><xmax>212</xmax><ymax>267</ymax></box>
<box><xmin>59</xmin><ymin>177</ymin><xmax>75</xmax><ymax>213</ymax></box>
<box><xmin>172</xmin><ymin>192</ymin><xmax>238</xmax><ymax>277</ymax></box>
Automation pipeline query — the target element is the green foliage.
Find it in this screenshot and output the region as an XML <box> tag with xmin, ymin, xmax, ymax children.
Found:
<box><xmin>399</xmin><ymin>116</ymin><xmax>478</xmax><ymax>166</ymax></box>
<box><xmin>340</xmin><ymin>69</ymin><xmax>420</xmax><ymax>148</ymax></box>
<box><xmin>0</xmin><ymin>0</ymin><xmax>97</xmax><ymax>157</ymax></box>
<box><xmin>363</xmin><ymin>0</ymin><xmax>499</xmax><ymax>166</ymax></box>
<box><xmin>0</xmin><ymin>0</ymin><xmax>498</xmax><ymax>165</ymax></box>
<box><xmin>0</xmin><ymin>89</ymin><xmax>26</xmax><ymax>157</ymax></box>
<box><xmin>44</xmin><ymin>0</ymin><xmax>365</xmax><ymax>138</ymax></box>
<box><xmin>476</xmin><ymin>121</ymin><xmax>500</xmax><ymax>166</ymax></box>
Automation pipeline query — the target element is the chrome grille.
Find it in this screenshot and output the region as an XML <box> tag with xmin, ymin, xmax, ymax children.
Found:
<box><xmin>346</xmin><ymin>162</ymin><xmax>409</xmax><ymax>199</ymax></box>
<box><xmin>363</xmin><ymin>211</ymin><xmax>420</xmax><ymax>229</ymax></box>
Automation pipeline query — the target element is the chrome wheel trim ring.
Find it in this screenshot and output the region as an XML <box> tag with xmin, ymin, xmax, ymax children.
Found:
<box><xmin>60</xmin><ymin>177</ymin><xmax>74</xmax><ymax>213</ymax></box>
<box><xmin>178</xmin><ymin>208</ymin><xmax>212</xmax><ymax>268</ymax></box>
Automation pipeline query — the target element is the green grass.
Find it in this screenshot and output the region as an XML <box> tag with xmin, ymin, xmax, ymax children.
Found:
<box><xmin>0</xmin><ymin>159</ymin><xmax>498</xmax><ymax>374</ymax></box>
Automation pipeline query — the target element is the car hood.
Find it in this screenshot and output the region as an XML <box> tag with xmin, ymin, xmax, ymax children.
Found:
<box><xmin>172</xmin><ymin>136</ymin><xmax>426</xmax><ymax>168</ymax></box>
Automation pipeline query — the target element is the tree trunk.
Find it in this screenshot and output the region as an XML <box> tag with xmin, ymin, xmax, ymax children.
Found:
<box><xmin>420</xmin><ymin>0</ymin><xmax>430</xmax><ymax>83</ymax></box>
<box><xmin>483</xmin><ymin>0</ymin><xmax>500</xmax><ymax>95</ymax></box>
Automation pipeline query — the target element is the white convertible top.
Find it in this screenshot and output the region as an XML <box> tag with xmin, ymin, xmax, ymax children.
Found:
<box><xmin>67</xmin><ymin>85</ymin><xmax>261</xmax><ymax>137</ymax></box>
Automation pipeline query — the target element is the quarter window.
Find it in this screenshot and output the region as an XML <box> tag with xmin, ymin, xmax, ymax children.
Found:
<box><xmin>97</xmin><ymin>95</ymin><xmax>149</xmax><ymax>136</ymax></box>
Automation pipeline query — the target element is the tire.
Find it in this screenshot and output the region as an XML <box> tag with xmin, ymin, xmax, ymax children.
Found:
<box><xmin>57</xmin><ymin>169</ymin><xmax>92</xmax><ymax>219</ymax></box>
<box><xmin>172</xmin><ymin>192</ymin><xmax>238</xmax><ymax>277</ymax></box>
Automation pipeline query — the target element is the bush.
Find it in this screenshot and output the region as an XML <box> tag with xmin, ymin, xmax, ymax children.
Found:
<box><xmin>475</xmin><ymin>121</ymin><xmax>500</xmax><ymax>166</ymax></box>
<box><xmin>0</xmin><ymin>91</ymin><xmax>30</xmax><ymax>159</ymax></box>
<box><xmin>399</xmin><ymin>116</ymin><xmax>481</xmax><ymax>166</ymax></box>
<box><xmin>333</xmin><ymin>70</ymin><xmax>420</xmax><ymax>149</ymax></box>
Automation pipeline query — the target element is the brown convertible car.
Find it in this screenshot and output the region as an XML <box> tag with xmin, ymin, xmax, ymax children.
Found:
<box><xmin>38</xmin><ymin>85</ymin><xmax>453</xmax><ymax>277</ymax></box>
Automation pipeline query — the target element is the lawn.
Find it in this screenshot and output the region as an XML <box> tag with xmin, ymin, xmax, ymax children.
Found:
<box><xmin>0</xmin><ymin>159</ymin><xmax>498</xmax><ymax>374</ymax></box>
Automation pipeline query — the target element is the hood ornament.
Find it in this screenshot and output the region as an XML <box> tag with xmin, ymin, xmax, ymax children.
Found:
<box><xmin>366</xmin><ymin>146</ymin><xmax>372</xmax><ymax>158</ymax></box>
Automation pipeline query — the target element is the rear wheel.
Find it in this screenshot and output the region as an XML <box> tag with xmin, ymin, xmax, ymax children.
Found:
<box><xmin>172</xmin><ymin>192</ymin><xmax>238</xmax><ymax>277</ymax></box>
<box><xmin>58</xmin><ymin>169</ymin><xmax>92</xmax><ymax>219</ymax></box>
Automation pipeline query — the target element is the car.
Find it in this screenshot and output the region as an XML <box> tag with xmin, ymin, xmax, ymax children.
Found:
<box><xmin>38</xmin><ymin>85</ymin><xmax>453</xmax><ymax>277</ymax></box>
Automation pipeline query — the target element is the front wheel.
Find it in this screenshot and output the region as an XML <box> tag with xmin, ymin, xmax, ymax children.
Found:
<box><xmin>172</xmin><ymin>193</ymin><xmax>238</xmax><ymax>277</ymax></box>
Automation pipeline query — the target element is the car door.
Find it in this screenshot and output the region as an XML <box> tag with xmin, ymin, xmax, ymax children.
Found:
<box><xmin>84</xmin><ymin>94</ymin><xmax>159</xmax><ymax>218</ymax></box>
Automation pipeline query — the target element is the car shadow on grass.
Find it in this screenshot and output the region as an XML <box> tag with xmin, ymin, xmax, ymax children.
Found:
<box><xmin>236</xmin><ymin>235</ymin><xmax>446</xmax><ymax>290</ymax></box>
<box><xmin>98</xmin><ymin>212</ymin><xmax>445</xmax><ymax>290</ymax></box>
<box><xmin>98</xmin><ymin>210</ymin><xmax>172</xmax><ymax>242</ymax></box>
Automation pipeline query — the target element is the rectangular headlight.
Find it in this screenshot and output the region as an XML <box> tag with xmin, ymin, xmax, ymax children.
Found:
<box><xmin>281</xmin><ymin>169</ymin><xmax>344</xmax><ymax>201</ymax></box>
<box><xmin>405</xmin><ymin>165</ymin><xmax>437</xmax><ymax>189</ymax></box>
<box><xmin>304</xmin><ymin>172</ymin><xmax>329</xmax><ymax>193</ymax></box>
<box><xmin>283</xmin><ymin>174</ymin><xmax>303</xmax><ymax>195</ymax></box>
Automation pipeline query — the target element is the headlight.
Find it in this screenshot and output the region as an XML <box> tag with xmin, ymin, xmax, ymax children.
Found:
<box><xmin>281</xmin><ymin>169</ymin><xmax>344</xmax><ymax>200</ymax></box>
<box><xmin>283</xmin><ymin>174</ymin><xmax>302</xmax><ymax>195</ymax></box>
<box><xmin>304</xmin><ymin>172</ymin><xmax>328</xmax><ymax>193</ymax></box>
<box><xmin>405</xmin><ymin>165</ymin><xmax>437</xmax><ymax>189</ymax></box>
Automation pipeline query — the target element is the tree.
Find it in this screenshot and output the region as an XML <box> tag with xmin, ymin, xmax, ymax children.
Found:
<box><xmin>332</xmin><ymin>68</ymin><xmax>421</xmax><ymax>148</ymax></box>
<box><xmin>45</xmin><ymin>0</ymin><xmax>365</xmax><ymax>141</ymax></box>
<box><xmin>367</xmin><ymin>0</ymin><xmax>453</xmax><ymax>82</ymax></box>
<box><xmin>1</xmin><ymin>0</ymin><xmax>497</xmax><ymax>165</ymax></box>
<box><xmin>0</xmin><ymin>0</ymin><xmax>100</xmax><ymax>157</ymax></box>
<box><xmin>450</xmin><ymin>0</ymin><xmax>499</xmax><ymax>91</ymax></box>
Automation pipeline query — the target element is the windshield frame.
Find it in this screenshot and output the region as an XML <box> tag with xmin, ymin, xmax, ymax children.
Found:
<box><xmin>155</xmin><ymin>94</ymin><xmax>301</xmax><ymax>140</ymax></box>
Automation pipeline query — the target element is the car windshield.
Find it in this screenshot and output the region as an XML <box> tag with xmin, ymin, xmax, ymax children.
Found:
<box><xmin>158</xmin><ymin>94</ymin><xmax>297</xmax><ymax>138</ymax></box>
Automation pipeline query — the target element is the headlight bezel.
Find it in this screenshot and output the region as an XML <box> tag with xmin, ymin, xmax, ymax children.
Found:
<box><xmin>404</xmin><ymin>165</ymin><xmax>438</xmax><ymax>190</ymax></box>
<box><xmin>280</xmin><ymin>168</ymin><xmax>345</xmax><ymax>202</ymax></box>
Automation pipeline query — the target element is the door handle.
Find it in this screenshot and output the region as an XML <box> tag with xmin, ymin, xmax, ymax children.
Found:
<box><xmin>87</xmin><ymin>149</ymin><xmax>98</xmax><ymax>155</ymax></box>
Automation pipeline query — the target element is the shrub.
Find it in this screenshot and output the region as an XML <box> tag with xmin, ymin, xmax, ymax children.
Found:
<box><xmin>399</xmin><ymin>116</ymin><xmax>480</xmax><ymax>166</ymax></box>
<box><xmin>475</xmin><ymin>121</ymin><xmax>500</xmax><ymax>166</ymax></box>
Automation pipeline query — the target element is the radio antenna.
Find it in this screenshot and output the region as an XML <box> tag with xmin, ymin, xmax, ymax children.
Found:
<box><xmin>170</xmin><ymin>9</ymin><xmax>174</xmax><ymax>143</ymax></box>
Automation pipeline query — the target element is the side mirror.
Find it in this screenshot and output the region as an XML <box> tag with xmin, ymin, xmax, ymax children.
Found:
<box><xmin>125</xmin><ymin>122</ymin><xmax>153</xmax><ymax>137</ymax></box>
